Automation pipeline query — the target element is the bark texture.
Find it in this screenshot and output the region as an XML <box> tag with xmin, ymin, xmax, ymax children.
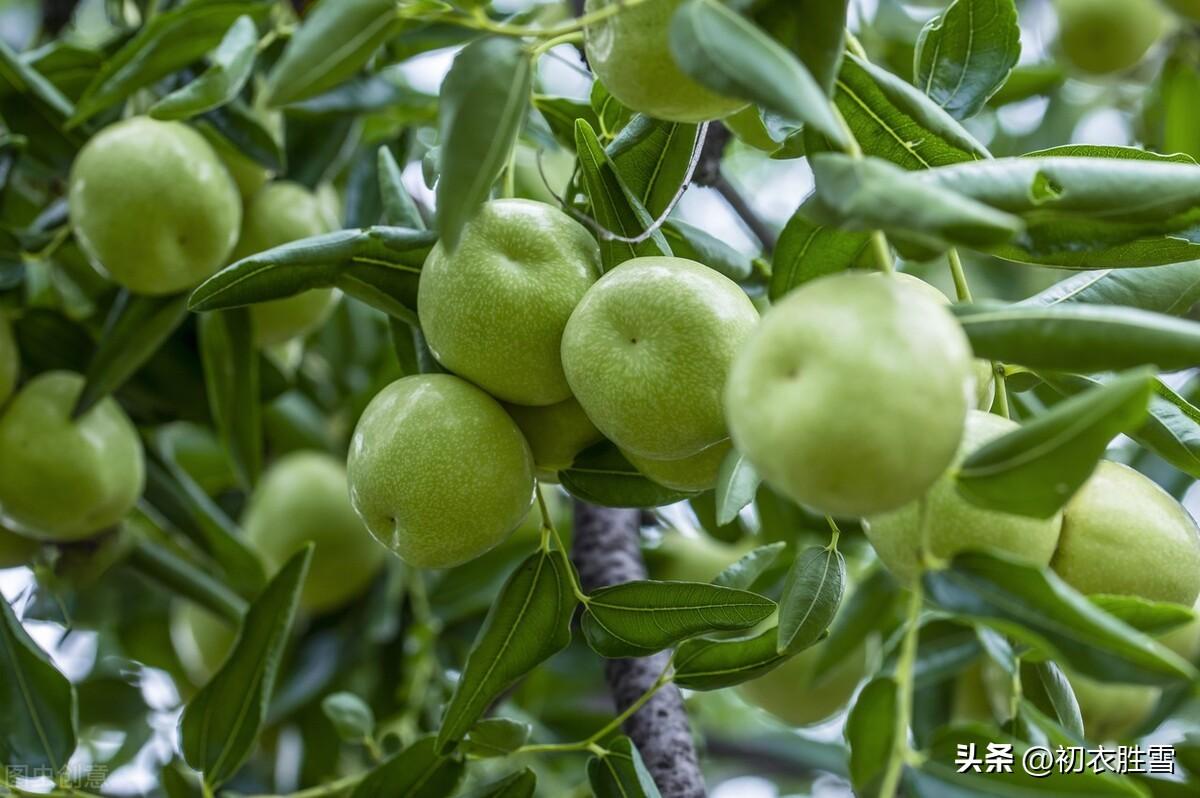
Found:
<box><xmin>572</xmin><ymin>501</ymin><xmax>707</xmax><ymax>798</ymax></box>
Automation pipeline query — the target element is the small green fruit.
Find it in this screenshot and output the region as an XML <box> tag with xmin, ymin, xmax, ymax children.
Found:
<box><xmin>727</xmin><ymin>272</ymin><xmax>973</xmax><ymax>518</ymax></box>
<box><xmin>1055</xmin><ymin>0</ymin><xmax>1165</xmax><ymax>75</ymax></box>
<box><xmin>1052</xmin><ymin>461</ymin><xmax>1200</xmax><ymax>605</ymax></box>
<box><xmin>562</xmin><ymin>257</ymin><xmax>759</xmax><ymax>459</ymax></box>
<box><xmin>645</xmin><ymin>528</ymin><xmax>753</xmax><ymax>582</ymax></box>
<box><xmin>0</xmin><ymin>372</ymin><xmax>144</xmax><ymax>541</ymax></box>
<box><xmin>738</xmin><ymin>636</ymin><xmax>868</xmax><ymax>727</ymax></box>
<box><xmin>244</xmin><ymin>451</ymin><xmax>386</xmax><ymax>613</ymax></box>
<box><xmin>419</xmin><ymin>199</ymin><xmax>601</xmax><ymax>405</ymax></box>
<box><xmin>171</xmin><ymin>602</ymin><xmax>237</xmax><ymax>682</ymax></box>
<box><xmin>348</xmin><ymin>374</ymin><xmax>536</xmax><ymax>568</ymax></box>
<box><xmin>865</xmin><ymin>411</ymin><xmax>1063</xmax><ymax>585</ymax></box>
<box><xmin>584</xmin><ymin>0</ymin><xmax>746</xmax><ymax>123</ymax></box>
<box><xmin>68</xmin><ymin>117</ymin><xmax>241</xmax><ymax>295</ymax></box>
<box><xmin>0</xmin><ymin>313</ymin><xmax>17</xmax><ymax>408</ymax></box>
<box><xmin>504</xmin><ymin>396</ymin><xmax>604</xmax><ymax>481</ymax></box>
<box><xmin>0</xmin><ymin>524</ymin><xmax>38</xmax><ymax>569</ymax></box>
<box><xmin>624</xmin><ymin>439</ymin><xmax>732</xmax><ymax>493</ymax></box>
<box><xmin>231</xmin><ymin>182</ymin><xmax>338</xmax><ymax>346</ymax></box>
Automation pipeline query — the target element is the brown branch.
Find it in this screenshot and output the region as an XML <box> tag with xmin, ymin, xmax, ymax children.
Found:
<box><xmin>572</xmin><ymin>501</ymin><xmax>707</xmax><ymax>798</ymax></box>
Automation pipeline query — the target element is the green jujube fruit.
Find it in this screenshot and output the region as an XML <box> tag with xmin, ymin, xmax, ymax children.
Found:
<box><xmin>171</xmin><ymin>601</ymin><xmax>238</xmax><ymax>683</ymax></box>
<box><xmin>1054</xmin><ymin>0</ymin><xmax>1165</xmax><ymax>75</ymax></box>
<box><xmin>68</xmin><ymin>117</ymin><xmax>241</xmax><ymax>295</ymax></box>
<box><xmin>726</xmin><ymin>272</ymin><xmax>973</xmax><ymax>518</ymax></box>
<box><xmin>624</xmin><ymin>439</ymin><xmax>732</xmax><ymax>493</ymax></box>
<box><xmin>865</xmin><ymin>411</ymin><xmax>1063</xmax><ymax>585</ymax></box>
<box><xmin>243</xmin><ymin>451</ymin><xmax>386</xmax><ymax>612</ymax></box>
<box><xmin>231</xmin><ymin>181</ymin><xmax>338</xmax><ymax>346</ymax></box>
<box><xmin>1052</xmin><ymin>461</ymin><xmax>1200</xmax><ymax>605</ymax></box>
<box><xmin>738</xmin><ymin>637</ymin><xmax>869</xmax><ymax>727</ymax></box>
<box><xmin>505</xmin><ymin>396</ymin><xmax>604</xmax><ymax>481</ymax></box>
<box><xmin>562</xmin><ymin>257</ymin><xmax>759</xmax><ymax>460</ymax></box>
<box><xmin>0</xmin><ymin>372</ymin><xmax>144</xmax><ymax>541</ymax></box>
<box><xmin>348</xmin><ymin>374</ymin><xmax>536</xmax><ymax>568</ymax></box>
<box><xmin>584</xmin><ymin>0</ymin><xmax>746</xmax><ymax>123</ymax></box>
<box><xmin>418</xmin><ymin>199</ymin><xmax>601</xmax><ymax>406</ymax></box>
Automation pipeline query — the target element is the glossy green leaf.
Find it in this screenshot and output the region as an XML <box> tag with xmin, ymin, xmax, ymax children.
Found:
<box><xmin>770</xmin><ymin>214</ymin><xmax>869</xmax><ymax>299</ymax></box>
<box><xmin>1033</xmin><ymin>661</ymin><xmax>1084</xmax><ymax>740</ymax></box>
<box><xmin>954</xmin><ymin>302</ymin><xmax>1200</xmax><ymax>372</ymax></box>
<box><xmin>714</xmin><ymin>448</ymin><xmax>760</xmax><ymax>525</ymax></box>
<box><xmin>198</xmin><ymin>308</ymin><xmax>261</xmax><ymax>489</ymax></box>
<box><xmin>321</xmin><ymin>692</ymin><xmax>374</xmax><ymax>742</ymax></box>
<box><xmin>436</xmin><ymin>551</ymin><xmax>575</xmax><ymax>752</ymax></box>
<box><xmin>74</xmin><ymin>291</ymin><xmax>188</xmax><ymax>417</ymax></box>
<box><xmin>199</xmin><ymin>99</ymin><xmax>285</xmax><ymax>172</ymax></box>
<box><xmin>582</xmin><ymin>580</ymin><xmax>775</xmax><ymax>658</ymax></box>
<box><xmin>0</xmin><ymin>596</ymin><xmax>77</xmax><ymax>771</ymax></box>
<box><xmin>915</xmin><ymin>0</ymin><xmax>1021</xmax><ymax>120</ymax></box>
<box><xmin>462</xmin><ymin>769</ymin><xmax>536</xmax><ymax>798</ymax></box>
<box><xmin>149</xmin><ymin>15</ymin><xmax>257</xmax><ymax>120</ymax></box>
<box><xmin>264</xmin><ymin>0</ymin><xmax>401</xmax><ymax>107</ymax></box>
<box><xmin>575</xmin><ymin>119</ymin><xmax>672</xmax><ymax>270</ymax></box>
<box><xmin>180</xmin><ymin>546</ymin><xmax>311</xmax><ymax>789</ymax></box>
<box><xmin>462</xmin><ymin>718</ymin><xmax>531</xmax><ymax>759</ymax></box>
<box><xmin>662</xmin><ymin>220</ymin><xmax>754</xmax><ymax>281</ymax></box>
<box><xmin>674</xmin><ymin>626</ymin><xmax>792</xmax><ymax>690</ymax></box>
<box><xmin>436</xmin><ymin>37</ymin><xmax>531</xmax><ymax>250</ymax></box>
<box><xmin>922</xmin><ymin>552</ymin><xmax>1197</xmax><ymax>685</ymax></box>
<box><xmin>957</xmin><ymin>368</ymin><xmax>1153</xmax><ymax>517</ymax></box>
<box><xmin>560</xmin><ymin>441</ymin><xmax>695</xmax><ymax>508</ymax></box>
<box><xmin>846</xmin><ymin>676</ymin><xmax>899</xmax><ymax>796</ymax></box>
<box><xmin>1023</xmin><ymin>262</ymin><xmax>1200</xmax><ymax>315</ymax></box>
<box><xmin>1089</xmin><ymin>594</ymin><xmax>1196</xmax><ymax>636</ymax></box>
<box><xmin>190</xmin><ymin>227</ymin><xmax>431</xmax><ymax>326</ymax></box>
<box><xmin>751</xmin><ymin>0</ymin><xmax>846</xmax><ymax>95</ymax></box>
<box><xmin>352</xmin><ymin>736</ymin><xmax>464</xmax><ymax>798</ymax></box>
<box><xmin>377</xmin><ymin>147</ymin><xmax>425</xmax><ymax>229</ymax></box>
<box><xmin>813</xmin><ymin>565</ymin><xmax>901</xmax><ymax>682</ymax></box>
<box><xmin>712</xmin><ymin>542</ymin><xmax>786</xmax><ymax>590</ymax></box>
<box><xmin>669</xmin><ymin>0</ymin><xmax>847</xmax><ymax>148</ymax></box>
<box><xmin>533</xmin><ymin>93</ymin><xmax>600</xmax><ymax>148</ymax></box>
<box><xmin>70</xmin><ymin>1</ymin><xmax>269</xmax><ymax>127</ymax></box>
<box><xmin>609</xmin><ymin>117</ymin><xmax>699</xmax><ymax>218</ymax></box>
<box><xmin>0</xmin><ymin>38</ymin><xmax>81</xmax><ymax>167</ymax></box>
<box><xmin>588</xmin><ymin>736</ymin><xmax>662</xmax><ymax>798</ymax></box>
<box><xmin>778</xmin><ymin>545</ymin><xmax>845</xmax><ymax>654</ymax></box>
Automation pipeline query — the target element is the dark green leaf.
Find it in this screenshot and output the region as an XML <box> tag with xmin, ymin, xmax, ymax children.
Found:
<box><xmin>198</xmin><ymin>309</ymin><xmax>262</xmax><ymax>489</ymax></box>
<box><xmin>778</xmin><ymin>545</ymin><xmax>845</xmax><ymax>654</ymax></box>
<box><xmin>662</xmin><ymin>220</ymin><xmax>753</xmax><ymax>281</ymax></box>
<box><xmin>199</xmin><ymin>99</ymin><xmax>285</xmax><ymax>172</ymax></box>
<box><xmin>610</xmin><ymin>117</ymin><xmax>698</xmax><ymax>218</ymax></box>
<box><xmin>713</xmin><ymin>448</ymin><xmax>760</xmax><ymax>526</ymax></box>
<box><xmin>1089</xmin><ymin>594</ymin><xmax>1196</xmax><ymax>636</ymax></box>
<box><xmin>1033</xmin><ymin>661</ymin><xmax>1084</xmax><ymax>739</ymax></box>
<box><xmin>351</xmin><ymin>736</ymin><xmax>465</xmax><ymax>798</ymax></box>
<box><xmin>461</xmin><ymin>769</ymin><xmax>536</xmax><ymax>798</ymax></box>
<box><xmin>956</xmin><ymin>368</ymin><xmax>1153</xmax><ymax>518</ymax></box>
<box><xmin>321</xmin><ymin>692</ymin><xmax>374</xmax><ymax>742</ymax></box>
<box><xmin>582</xmin><ymin>580</ymin><xmax>775</xmax><ymax>657</ymax></box>
<box><xmin>378</xmin><ymin>147</ymin><xmax>425</xmax><ymax>229</ymax></box>
<box><xmin>1023</xmin><ymin>262</ymin><xmax>1200</xmax><ymax>315</ymax></box>
<box><xmin>813</xmin><ymin>565</ymin><xmax>901</xmax><ymax>682</ymax></box>
<box><xmin>922</xmin><ymin>552</ymin><xmax>1197</xmax><ymax>685</ymax></box>
<box><xmin>180</xmin><ymin>546</ymin><xmax>311</xmax><ymax>789</ymax></box>
<box><xmin>74</xmin><ymin>291</ymin><xmax>188</xmax><ymax>417</ymax></box>
<box><xmin>674</xmin><ymin>626</ymin><xmax>793</xmax><ymax>690</ymax></box>
<box><xmin>770</xmin><ymin>214</ymin><xmax>869</xmax><ymax>299</ymax></box>
<box><xmin>264</xmin><ymin>0</ymin><xmax>402</xmax><ymax>107</ymax></box>
<box><xmin>915</xmin><ymin>0</ymin><xmax>1021</xmax><ymax>120</ymax></box>
<box><xmin>588</xmin><ymin>736</ymin><xmax>662</xmax><ymax>798</ymax></box>
<box><xmin>436</xmin><ymin>551</ymin><xmax>575</xmax><ymax>752</ymax></box>
<box><xmin>0</xmin><ymin>596</ymin><xmax>77</xmax><ymax>771</ymax></box>
<box><xmin>148</xmin><ymin>15</ymin><xmax>258</xmax><ymax>120</ymax></box>
<box><xmin>533</xmin><ymin>93</ymin><xmax>601</xmax><ymax>148</ymax></box>
<box><xmin>462</xmin><ymin>718</ymin><xmax>531</xmax><ymax>758</ymax></box>
<box><xmin>669</xmin><ymin>0</ymin><xmax>847</xmax><ymax>148</ymax></box>
<box><xmin>713</xmin><ymin>542</ymin><xmax>786</xmax><ymax>590</ymax></box>
<box><xmin>751</xmin><ymin>0</ymin><xmax>846</xmax><ymax>95</ymax></box>
<box><xmin>845</xmin><ymin>677</ymin><xmax>899</xmax><ymax>796</ymax></box>
<box><xmin>436</xmin><ymin>37</ymin><xmax>532</xmax><ymax>250</ymax></box>
<box><xmin>560</xmin><ymin>441</ymin><xmax>695</xmax><ymax>508</ymax></box>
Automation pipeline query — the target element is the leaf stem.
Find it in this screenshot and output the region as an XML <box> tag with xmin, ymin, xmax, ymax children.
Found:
<box><xmin>536</xmin><ymin>484</ymin><xmax>590</xmax><ymax>604</ymax></box>
<box><xmin>947</xmin><ymin>248</ymin><xmax>972</xmax><ymax>302</ymax></box>
<box><xmin>879</xmin><ymin>580</ymin><xmax>923</xmax><ymax>798</ymax></box>
<box><xmin>994</xmin><ymin>367</ymin><xmax>1012</xmax><ymax>419</ymax></box>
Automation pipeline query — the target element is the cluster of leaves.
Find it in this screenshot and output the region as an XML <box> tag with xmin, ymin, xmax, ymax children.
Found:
<box><xmin>3</xmin><ymin>0</ymin><xmax>1200</xmax><ymax>797</ymax></box>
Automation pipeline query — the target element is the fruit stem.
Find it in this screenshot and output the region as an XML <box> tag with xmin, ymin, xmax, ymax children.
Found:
<box><xmin>824</xmin><ymin>516</ymin><xmax>841</xmax><ymax>551</ymax></box>
<box><xmin>946</xmin><ymin>248</ymin><xmax>972</xmax><ymax>302</ymax></box>
<box><xmin>455</xmin><ymin>0</ymin><xmax>653</xmax><ymax>39</ymax></box>
<box><xmin>994</xmin><ymin>367</ymin><xmax>1012</xmax><ymax>419</ymax></box>
<box><xmin>879</xmin><ymin>580</ymin><xmax>923</xmax><ymax>798</ymax></box>
<box><xmin>536</xmin><ymin>484</ymin><xmax>590</xmax><ymax>603</ymax></box>
<box><xmin>531</xmin><ymin>31</ymin><xmax>584</xmax><ymax>55</ymax></box>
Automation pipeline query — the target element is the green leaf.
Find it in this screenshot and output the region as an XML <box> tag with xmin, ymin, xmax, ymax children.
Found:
<box><xmin>1089</xmin><ymin>593</ymin><xmax>1196</xmax><ymax>636</ymax></box>
<box><xmin>560</xmin><ymin>441</ymin><xmax>695</xmax><ymax>508</ymax></box>
<box><xmin>1023</xmin><ymin>262</ymin><xmax>1200</xmax><ymax>315</ymax></box>
<box><xmin>436</xmin><ymin>36</ymin><xmax>532</xmax><ymax>251</ymax></box>
<box><xmin>609</xmin><ymin>117</ymin><xmax>699</xmax><ymax>218</ymax></box>
<box><xmin>669</xmin><ymin>0</ymin><xmax>847</xmax><ymax>148</ymax></box>
<box><xmin>954</xmin><ymin>302</ymin><xmax>1200</xmax><ymax>372</ymax></box>
<box><xmin>662</xmin><ymin>220</ymin><xmax>753</xmax><ymax>281</ymax></box>
<box><xmin>263</xmin><ymin>0</ymin><xmax>401</xmax><ymax>107</ymax></box>
<box><xmin>770</xmin><ymin>214</ymin><xmax>869</xmax><ymax>300</ymax></box>
<box><xmin>714</xmin><ymin>448</ymin><xmax>760</xmax><ymax>525</ymax></box>
<box><xmin>0</xmin><ymin>596</ymin><xmax>77</xmax><ymax>771</ymax></box>
<box><xmin>198</xmin><ymin>309</ymin><xmax>262</xmax><ymax>489</ymax></box>
<box><xmin>845</xmin><ymin>677</ymin><xmax>899</xmax><ymax>796</ymax></box>
<box><xmin>351</xmin><ymin>736</ymin><xmax>465</xmax><ymax>798</ymax></box>
<box><xmin>956</xmin><ymin>368</ymin><xmax>1153</xmax><ymax>518</ymax></box>
<box><xmin>180</xmin><ymin>546</ymin><xmax>311</xmax><ymax>789</ymax></box>
<box><xmin>70</xmin><ymin>1</ymin><xmax>269</xmax><ymax>127</ymax></box>
<box><xmin>813</xmin><ymin>565</ymin><xmax>901</xmax><ymax>682</ymax></box>
<box><xmin>582</xmin><ymin>580</ymin><xmax>775</xmax><ymax>658</ymax></box>
<box><xmin>73</xmin><ymin>291</ymin><xmax>189</xmax><ymax>417</ymax></box>
<box><xmin>321</xmin><ymin>692</ymin><xmax>374</xmax><ymax>743</ymax></box>
<box><xmin>713</xmin><ymin>541</ymin><xmax>787</xmax><ymax>590</ymax></box>
<box><xmin>461</xmin><ymin>769</ymin><xmax>537</xmax><ymax>798</ymax></box>
<box><xmin>148</xmin><ymin>15</ymin><xmax>257</xmax><ymax>120</ymax></box>
<box><xmin>751</xmin><ymin>0</ymin><xmax>846</xmax><ymax>95</ymax></box>
<box><xmin>914</xmin><ymin>0</ymin><xmax>1021</xmax><ymax>120</ymax></box>
<box><xmin>462</xmin><ymin>718</ymin><xmax>531</xmax><ymax>758</ymax></box>
<box><xmin>1033</xmin><ymin>661</ymin><xmax>1084</xmax><ymax>740</ymax></box>
<box><xmin>777</xmin><ymin>546</ymin><xmax>845</xmax><ymax>654</ymax></box>
<box><xmin>378</xmin><ymin>147</ymin><xmax>425</xmax><ymax>229</ymax></box>
<box><xmin>805</xmin><ymin>154</ymin><xmax>1022</xmax><ymax>252</ymax></box>
<box><xmin>198</xmin><ymin>99</ymin><xmax>285</xmax><ymax>172</ymax></box>
<box><xmin>922</xmin><ymin>552</ymin><xmax>1197</xmax><ymax>685</ymax></box>
<box><xmin>533</xmin><ymin>93</ymin><xmax>601</xmax><ymax>148</ymax></box>
<box><xmin>0</xmin><ymin>38</ymin><xmax>81</xmax><ymax>167</ymax></box>
<box><xmin>575</xmin><ymin>119</ymin><xmax>672</xmax><ymax>270</ymax></box>
<box><xmin>190</xmin><ymin>227</ymin><xmax>431</xmax><ymax>326</ymax></box>
<box><xmin>588</xmin><ymin>736</ymin><xmax>662</xmax><ymax>798</ymax></box>
<box><xmin>436</xmin><ymin>551</ymin><xmax>575</xmax><ymax>752</ymax></box>
<box><xmin>673</xmin><ymin>626</ymin><xmax>793</xmax><ymax>690</ymax></box>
